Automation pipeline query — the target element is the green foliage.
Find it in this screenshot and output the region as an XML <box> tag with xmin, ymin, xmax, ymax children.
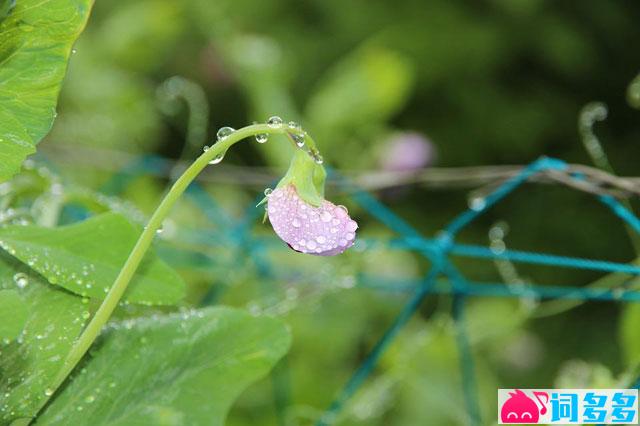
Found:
<box><xmin>0</xmin><ymin>289</ymin><xmax>28</xmax><ymax>341</ymax></box>
<box><xmin>0</xmin><ymin>213</ymin><xmax>185</xmax><ymax>305</ymax></box>
<box><xmin>0</xmin><ymin>0</ymin><xmax>639</xmax><ymax>424</ymax></box>
<box><xmin>38</xmin><ymin>307</ymin><xmax>291</xmax><ymax>425</ymax></box>
<box><xmin>619</xmin><ymin>303</ymin><xmax>640</xmax><ymax>366</ymax></box>
<box><xmin>0</xmin><ymin>256</ymin><xmax>88</xmax><ymax>423</ymax></box>
<box><xmin>0</xmin><ymin>0</ymin><xmax>93</xmax><ymax>183</ymax></box>
<box><xmin>306</xmin><ymin>45</ymin><xmax>414</xmax><ymax>133</ymax></box>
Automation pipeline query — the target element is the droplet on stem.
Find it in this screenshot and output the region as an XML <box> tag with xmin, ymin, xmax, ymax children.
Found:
<box><xmin>209</xmin><ymin>153</ymin><xmax>225</xmax><ymax>164</ymax></box>
<box><xmin>267</xmin><ymin>116</ymin><xmax>283</xmax><ymax>128</ymax></box>
<box><xmin>264</xmin><ymin>188</ymin><xmax>273</xmax><ymax>197</ymax></box>
<box><xmin>255</xmin><ymin>133</ymin><xmax>268</xmax><ymax>143</ymax></box>
<box><xmin>288</xmin><ymin>121</ymin><xmax>301</xmax><ymax>130</ymax></box>
<box><xmin>292</xmin><ymin>133</ymin><xmax>305</xmax><ymax>147</ymax></box>
<box><xmin>216</xmin><ymin>126</ymin><xmax>235</xmax><ymax>141</ymax></box>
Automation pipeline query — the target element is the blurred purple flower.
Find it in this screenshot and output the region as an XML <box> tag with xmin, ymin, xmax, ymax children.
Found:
<box><xmin>381</xmin><ymin>132</ymin><xmax>436</xmax><ymax>172</ymax></box>
<box><xmin>267</xmin><ymin>184</ymin><xmax>358</xmax><ymax>256</ymax></box>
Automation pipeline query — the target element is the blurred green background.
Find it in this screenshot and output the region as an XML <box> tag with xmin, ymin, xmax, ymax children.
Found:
<box><xmin>37</xmin><ymin>0</ymin><xmax>640</xmax><ymax>424</ymax></box>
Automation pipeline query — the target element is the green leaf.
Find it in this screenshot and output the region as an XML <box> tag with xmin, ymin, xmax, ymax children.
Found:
<box><xmin>0</xmin><ymin>213</ymin><xmax>186</xmax><ymax>305</ymax></box>
<box><xmin>38</xmin><ymin>307</ymin><xmax>291</xmax><ymax>425</ymax></box>
<box><xmin>0</xmin><ymin>255</ymin><xmax>87</xmax><ymax>424</ymax></box>
<box><xmin>0</xmin><ymin>289</ymin><xmax>28</xmax><ymax>342</ymax></box>
<box><xmin>0</xmin><ymin>0</ymin><xmax>93</xmax><ymax>183</ymax></box>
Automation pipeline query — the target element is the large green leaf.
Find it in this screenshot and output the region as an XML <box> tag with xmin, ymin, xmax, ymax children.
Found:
<box><xmin>0</xmin><ymin>289</ymin><xmax>28</xmax><ymax>342</ymax></box>
<box><xmin>0</xmin><ymin>213</ymin><xmax>185</xmax><ymax>305</ymax></box>
<box><xmin>0</xmin><ymin>0</ymin><xmax>93</xmax><ymax>182</ymax></box>
<box><xmin>0</xmin><ymin>255</ymin><xmax>87</xmax><ymax>424</ymax></box>
<box><xmin>38</xmin><ymin>307</ymin><xmax>291</xmax><ymax>425</ymax></box>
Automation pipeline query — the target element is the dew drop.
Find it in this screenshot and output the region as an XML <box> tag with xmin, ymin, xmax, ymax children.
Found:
<box><xmin>216</xmin><ymin>126</ymin><xmax>235</xmax><ymax>141</ymax></box>
<box><xmin>292</xmin><ymin>133</ymin><xmax>305</xmax><ymax>147</ymax></box>
<box><xmin>288</xmin><ymin>121</ymin><xmax>301</xmax><ymax>130</ymax></box>
<box><xmin>320</xmin><ymin>211</ymin><xmax>332</xmax><ymax>222</ymax></box>
<box><xmin>82</xmin><ymin>311</ymin><xmax>90</xmax><ymax>320</ymax></box>
<box><xmin>209</xmin><ymin>153</ymin><xmax>225</xmax><ymax>165</ymax></box>
<box><xmin>267</xmin><ymin>116</ymin><xmax>283</xmax><ymax>128</ymax></box>
<box><xmin>13</xmin><ymin>273</ymin><xmax>28</xmax><ymax>289</ymax></box>
<box><xmin>316</xmin><ymin>236</ymin><xmax>326</xmax><ymax>244</ymax></box>
<box><xmin>84</xmin><ymin>395</ymin><xmax>95</xmax><ymax>404</ymax></box>
<box><xmin>264</xmin><ymin>188</ymin><xmax>273</xmax><ymax>197</ymax></box>
<box><xmin>44</xmin><ymin>388</ymin><xmax>53</xmax><ymax>397</ymax></box>
<box><xmin>255</xmin><ymin>133</ymin><xmax>268</xmax><ymax>144</ymax></box>
<box><xmin>203</xmin><ymin>145</ymin><xmax>210</xmax><ymax>152</ymax></box>
<box><xmin>292</xmin><ymin>219</ymin><xmax>301</xmax><ymax>228</ymax></box>
<box><xmin>306</xmin><ymin>240</ymin><xmax>317</xmax><ymax>250</ymax></box>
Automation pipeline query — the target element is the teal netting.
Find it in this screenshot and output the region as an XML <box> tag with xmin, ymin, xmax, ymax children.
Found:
<box><xmin>94</xmin><ymin>155</ymin><xmax>640</xmax><ymax>425</ymax></box>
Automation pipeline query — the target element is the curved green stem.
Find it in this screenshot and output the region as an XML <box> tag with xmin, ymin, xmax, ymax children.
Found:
<box><xmin>36</xmin><ymin>123</ymin><xmax>319</xmax><ymax>417</ymax></box>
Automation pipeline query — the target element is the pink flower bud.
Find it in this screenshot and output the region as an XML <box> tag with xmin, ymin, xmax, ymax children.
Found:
<box><xmin>267</xmin><ymin>184</ymin><xmax>358</xmax><ymax>256</ymax></box>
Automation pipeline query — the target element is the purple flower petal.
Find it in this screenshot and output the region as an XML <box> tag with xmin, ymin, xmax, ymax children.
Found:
<box><xmin>381</xmin><ymin>132</ymin><xmax>436</xmax><ymax>172</ymax></box>
<box><xmin>267</xmin><ymin>184</ymin><xmax>358</xmax><ymax>256</ymax></box>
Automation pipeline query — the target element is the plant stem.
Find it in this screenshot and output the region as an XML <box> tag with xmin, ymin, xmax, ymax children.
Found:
<box><xmin>37</xmin><ymin>123</ymin><xmax>310</xmax><ymax>416</ymax></box>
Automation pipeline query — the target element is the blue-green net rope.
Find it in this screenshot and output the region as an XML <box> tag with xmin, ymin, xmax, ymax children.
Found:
<box><xmin>96</xmin><ymin>155</ymin><xmax>640</xmax><ymax>425</ymax></box>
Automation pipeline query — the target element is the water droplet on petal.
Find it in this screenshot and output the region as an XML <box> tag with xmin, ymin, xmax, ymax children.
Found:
<box><xmin>255</xmin><ymin>133</ymin><xmax>269</xmax><ymax>143</ymax></box>
<box><xmin>321</xmin><ymin>211</ymin><xmax>332</xmax><ymax>222</ymax></box>
<box><xmin>292</xmin><ymin>219</ymin><xmax>301</xmax><ymax>228</ymax></box>
<box><xmin>306</xmin><ymin>240</ymin><xmax>317</xmax><ymax>250</ymax></box>
<box><xmin>316</xmin><ymin>236</ymin><xmax>326</xmax><ymax>244</ymax></box>
<box><xmin>267</xmin><ymin>116</ymin><xmax>283</xmax><ymax>128</ymax></box>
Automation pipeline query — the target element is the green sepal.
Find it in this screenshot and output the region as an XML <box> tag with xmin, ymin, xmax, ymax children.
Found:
<box><xmin>275</xmin><ymin>149</ymin><xmax>326</xmax><ymax>207</ymax></box>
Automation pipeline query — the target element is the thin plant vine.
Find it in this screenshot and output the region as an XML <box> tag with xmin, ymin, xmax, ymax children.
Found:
<box><xmin>34</xmin><ymin>118</ymin><xmax>358</xmax><ymax>415</ymax></box>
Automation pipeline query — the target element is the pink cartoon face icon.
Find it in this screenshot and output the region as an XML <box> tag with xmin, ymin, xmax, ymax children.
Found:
<box><xmin>501</xmin><ymin>390</ymin><xmax>548</xmax><ymax>423</ymax></box>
